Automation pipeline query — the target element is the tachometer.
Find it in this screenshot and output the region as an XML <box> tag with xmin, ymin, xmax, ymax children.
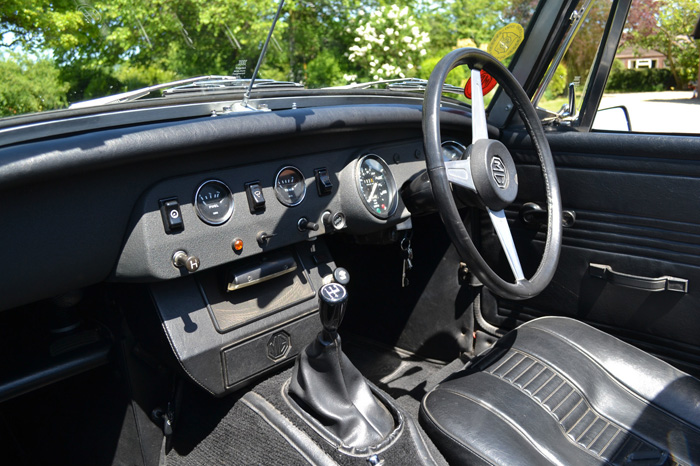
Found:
<box><xmin>441</xmin><ymin>140</ymin><xmax>466</xmax><ymax>161</ymax></box>
<box><xmin>194</xmin><ymin>180</ymin><xmax>234</xmax><ymax>225</ymax></box>
<box><xmin>356</xmin><ymin>154</ymin><xmax>398</xmax><ymax>219</ymax></box>
<box><xmin>274</xmin><ymin>166</ymin><xmax>306</xmax><ymax>206</ymax></box>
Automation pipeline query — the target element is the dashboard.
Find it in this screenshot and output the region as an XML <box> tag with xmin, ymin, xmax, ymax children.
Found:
<box><xmin>115</xmin><ymin>138</ymin><xmax>429</xmax><ymax>281</ymax></box>
<box><xmin>0</xmin><ymin>98</ymin><xmax>474</xmax><ymax>395</ymax></box>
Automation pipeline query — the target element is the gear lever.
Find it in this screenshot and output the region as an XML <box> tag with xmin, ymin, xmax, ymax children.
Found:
<box><xmin>318</xmin><ymin>282</ymin><xmax>348</xmax><ymax>344</ymax></box>
<box><xmin>289</xmin><ymin>280</ymin><xmax>395</xmax><ymax>450</ymax></box>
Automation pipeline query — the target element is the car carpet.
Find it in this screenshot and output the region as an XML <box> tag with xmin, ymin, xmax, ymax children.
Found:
<box><xmin>166</xmin><ymin>367</ymin><xmax>448</xmax><ymax>466</ymax></box>
<box><xmin>342</xmin><ymin>334</ymin><xmax>447</xmax><ymax>419</ymax></box>
<box><xmin>167</xmin><ymin>394</ymin><xmax>311</xmax><ymax>466</ymax></box>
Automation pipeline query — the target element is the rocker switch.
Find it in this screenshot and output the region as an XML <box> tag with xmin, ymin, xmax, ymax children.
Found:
<box><xmin>159</xmin><ymin>198</ymin><xmax>184</xmax><ymax>233</ymax></box>
<box><xmin>246</xmin><ymin>182</ymin><xmax>266</xmax><ymax>213</ymax></box>
<box><xmin>315</xmin><ymin>168</ymin><xmax>333</xmax><ymax>196</ymax></box>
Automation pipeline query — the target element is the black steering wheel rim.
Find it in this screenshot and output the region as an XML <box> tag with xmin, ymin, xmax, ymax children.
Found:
<box><xmin>422</xmin><ymin>47</ymin><xmax>562</xmax><ymax>300</ymax></box>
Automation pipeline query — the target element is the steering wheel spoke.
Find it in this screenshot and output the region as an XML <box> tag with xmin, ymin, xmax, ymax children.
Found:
<box><xmin>422</xmin><ymin>47</ymin><xmax>561</xmax><ymax>300</ymax></box>
<box><xmin>470</xmin><ymin>68</ymin><xmax>489</xmax><ymax>143</ymax></box>
<box><xmin>487</xmin><ymin>209</ymin><xmax>525</xmax><ymax>282</ymax></box>
<box><xmin>445</xmin><ymin>159</ymin><xmax>476</xmax><ymax>191</ymax></box>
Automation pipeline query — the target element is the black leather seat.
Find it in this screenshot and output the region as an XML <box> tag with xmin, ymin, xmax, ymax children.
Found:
<box><xmin>420</xmin><ymin>317</ymin><xmax>700</xmax><ymax>465</ymax></box>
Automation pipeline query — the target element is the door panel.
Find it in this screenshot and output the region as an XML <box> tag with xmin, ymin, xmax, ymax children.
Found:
<box><xmin>481</xmin><ymin>131</ymin><xmax>700</xmax><ymax>376</ymax></box>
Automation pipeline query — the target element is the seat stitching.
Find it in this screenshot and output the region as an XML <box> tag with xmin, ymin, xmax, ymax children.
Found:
<box><xmin>511</xmin><ymin>359</ymin><xmax>537</xmax><ymax>384</ymax></box>
<box><xmin>430</xmin><ymin>388</ymin><xmax>565</xmax><ymax>465</ymax></box>
<box><xmin>551</xmin><ymin>388</ymin><xmax>575</xmax><ymax>415</ymax></box>
<box><xmin>521</xmin><ymin>365</ymin><xmax>547</xmax><ymax>390</ymax></box>
<box><xmin>421</xmin><ymin>391</ymin><xmax>497</xmax><ymax>466</ymax></box>
<box><xmin>586</xmin><ymin>420</ymin><xmax>610</xmax><ymax>449</ymax></box>
<box><xmin>490</xmin><ymin>351</ymin><xmax>518</xmax><ymax>374</ymax></box>
<box><xmin>599</xmin><ymin>430</ymin><xmax>624</xmax><ymax>461</ymax></box>
<box><xmin>575</xmin><ymin>412</ymin><xmax>597</xmax><ymax>442</ymax></box>
<box><xmin>480</xmin><ymin>369</ymin><xmax>614</xmax><ymax>465</ymax></box>
<box><xmin>524</xmin><ymin>325</ymin><xmax>700</xmax><ymax>435</ymax></box>
<box><xmin>566</xmin><ymin>406</ymin><xmax>589</xmax><ymax>435</ymax></box>
<box><xmin>481</xmin><ymin>350</ymin><xmax>693</xmax><ymax>465</ymax></box>
<box><xmin>541</xmin><ymin>379</ymin><xmax>566</xmax><ymax>404</ymax></box>
<box><xmin>500</xmin><ymin>355</ymin><xmax>529</xmax><ymax>379</ymax></box>
<box><xmin>531</xmin><ymin>371</ymin><xmax>557</xmax><ymax>396</ymax></box>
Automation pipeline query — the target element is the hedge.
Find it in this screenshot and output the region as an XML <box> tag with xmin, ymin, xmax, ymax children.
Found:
<box><xmin>606</xmin><ymin>68</ymin><xmax>674</xmax><ymax>92</ymax></box>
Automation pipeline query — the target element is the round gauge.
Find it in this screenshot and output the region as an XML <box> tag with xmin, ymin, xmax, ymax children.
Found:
<box><xmin>274</xmin><ymin>166</ymin><xmax>306</xmax><ymax>206</ymax></box>
<box><xmin>194</xmin><ymin>180</ymin><xmax>234</xmax><ymax>225</ymax></box>
<box><xmin>356</xmin><ymin>154</ymin><xmax>398</xmax><ymax>219</ymax></box>
<box><xmin>441</xmin><ymin>140</ymin><xmax>467</xmax><ymax>162</ymax></box>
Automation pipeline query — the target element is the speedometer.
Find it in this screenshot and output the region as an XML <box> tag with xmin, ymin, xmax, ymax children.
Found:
<box><xmin>356</xmin><ymin>154</ymin><xmax>398</xmax><ymax>219</ymax></box>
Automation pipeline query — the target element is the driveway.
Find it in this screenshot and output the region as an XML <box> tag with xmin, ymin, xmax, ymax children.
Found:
<box><xmin>598</xmin><ymin>91</ymin><xmax>699</xmax><ymax>134</ymax></box>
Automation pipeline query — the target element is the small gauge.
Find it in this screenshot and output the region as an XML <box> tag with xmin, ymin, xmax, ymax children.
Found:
<box><xmin>441</xmin><ymin>140</ymin><xmax>467</xmax><ymax>162</ymax></box>
<box><xmin>275</xmin><ymin>166</ymin><xmax>306</xmax><ymax>206</ymax></box>
<box><xmin>356</xmin><ymin>154</ymin><xmax>398</xmax><ymax>219</ymax></box>
<box><xmin>194</xmin><ymin>180</ymin><xmax>234</xmax><ymax>225</ymax></box>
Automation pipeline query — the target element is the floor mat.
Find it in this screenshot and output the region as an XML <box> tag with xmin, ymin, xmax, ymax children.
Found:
<box><xmin>342</xmin><ymin>334</ymin><xmax>446</xmax><ymax>418</ymax></box>
<box><xmin>166</xmin><ymin>336</ymin><xmax>449</xmax><ymax>465</ymax></box>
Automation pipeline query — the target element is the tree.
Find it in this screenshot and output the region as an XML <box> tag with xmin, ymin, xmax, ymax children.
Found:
<box><xmin>0</xmin><ymin>53</ymin><xmax>69</xmax><ymax>116</ymax></box>
<box><xmin>1</xmin><ymin>0</ymin><xmax>288</xmax><ymax>100</ymax></box>
<box><xmin>346</xmin><ymin>4</ymin><xmax>430</xmax><ymax>82</ymax></box>
<box><xmin>564</xmin><ymin>0</ymin><xmax>613</xmax><ymax>90</ymax></box>
<box><xmin>422</xmin><ymin>0</ymin><xmax>537</xmax><ymax>52</ymax></box>
<box><xmin>624</xmin><ymin>0</ymin><xmax>700</xmax><ymax>89</ymax></box>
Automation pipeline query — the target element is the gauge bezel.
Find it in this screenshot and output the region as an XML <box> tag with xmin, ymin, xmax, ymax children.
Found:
<box><xmin>194</xmin><ymin>179</ymin><xmax>234</xmax><ymax>226</ymax></box>
<box><xmin>441</xmin><ymin>140</ymin><xmax>467</xmax><ymax>161</ymax></box>
<box><xmin>355</xmin><ymin>154</ymin><xmax>398</xmax><ymax>220</ymax></box>
<box><xmin>274</xmin><ymin>165</ymin><xmax>307</xmax><ymax>207</ymax></box>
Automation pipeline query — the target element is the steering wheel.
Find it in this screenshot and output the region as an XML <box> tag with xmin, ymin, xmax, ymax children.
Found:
<box><xmin>422</xmin><ymin>48</ymin><xmax>562</xmax><ymax>300</ymax></box>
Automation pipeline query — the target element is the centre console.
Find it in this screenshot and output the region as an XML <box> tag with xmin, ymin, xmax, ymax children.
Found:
<box><xmin>149</xmin><ymin>239</ymin><xmax>335</xmax><ymax>395</ymax></box>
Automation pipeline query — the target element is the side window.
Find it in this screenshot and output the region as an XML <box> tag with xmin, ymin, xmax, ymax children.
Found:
<box><xmin>535</xmin><ymin>0</ymin><xmax>614</xmax><ymax>120</ymax></box>
<box><xmin>593</xmin><ymin>2</ymin><xmax>700</xmax><ymax>134</ymax></box>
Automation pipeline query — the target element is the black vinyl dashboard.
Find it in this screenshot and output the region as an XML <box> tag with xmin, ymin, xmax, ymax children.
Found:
<box><xmin>0</xmin><ymin>98</ymin><xmax>475</xmax><ymax>310</ymax></box>
<box><xmin>0</xmin><ymin>96</ymin><xmax>475</xmax><ymax>395</ymax></box>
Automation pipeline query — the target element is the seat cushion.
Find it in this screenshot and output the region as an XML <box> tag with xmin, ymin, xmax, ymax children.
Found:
<box><xmin>419</xmin><ymin>317</ymin><xmax>700</xmax><ymax>465</ymax></box>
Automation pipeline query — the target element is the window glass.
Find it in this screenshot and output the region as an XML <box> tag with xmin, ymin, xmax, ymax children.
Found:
<box><xmin>536</xmin><ymin>0</ymin><xmax>614</xmax><ymax>118</ymax></box>
<box><xmin>593</xmin><ymin>0</ymin><xmax>700</xmax><ymax>134</ymax></box>
<box><xmin>0</xmin><ymin>1</ymin><xmax>535</xmax><ymax>118</ymax></box>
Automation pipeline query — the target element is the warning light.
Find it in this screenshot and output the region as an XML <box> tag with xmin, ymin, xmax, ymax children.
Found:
<box><xmin>232</xmin><ymin>238</ymin><xmax>244</xmax><ymax>252</ymax></box>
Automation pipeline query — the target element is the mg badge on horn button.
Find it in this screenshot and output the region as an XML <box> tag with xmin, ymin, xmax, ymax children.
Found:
<box><xmin>491</xmin><ymin>156</ymin><xmax>508</xmax><ymax>188</ymax></box>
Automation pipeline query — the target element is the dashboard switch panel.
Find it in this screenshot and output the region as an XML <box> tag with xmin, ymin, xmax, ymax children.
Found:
<box><xmin>245</xmin><ymin>182</ymin><xmax>266</xmax><ymax>213</ymax></box>
<box><xmin>159</xmin><ymin>198</ymin><xmax>184</xmax><ymax>233</ymax></box>
<box><xmin>315</xmin><ymin>168</ymin><xmax>333</xmax><ymax>196</ymax></box>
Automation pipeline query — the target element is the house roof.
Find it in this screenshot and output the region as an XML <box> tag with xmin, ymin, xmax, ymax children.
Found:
<box><xmin>616</xmin><ymin>46</ymin><xmax>665</xmax><ymax>59</ymax></box>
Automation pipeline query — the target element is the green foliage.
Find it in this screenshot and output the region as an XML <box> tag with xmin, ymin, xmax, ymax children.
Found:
<box><xmin>623</xmin><ymin>0</ymin><xmax>700</xmax><ymax>89</ymax></box>
<box><xmin>0</xmin><ymin>0</ymin><xmax>536</xmax><ymax>115</ymax></box>
<box><xmin>544</xmin><ymin>63</ymin><xmax>568</xmax><ymax>99</ymax></box>
<box><xmin>418</xmin><ymin>53</ymin><xmax>468</xmax><ymax>88</ymax></box>
<box><xmin>114</xmin><ymin>64</ymin><xmax>179</xmax><ymax>93</ymax></box>
<box><xmin>605</xmin><ymin>68</ymin><xmax>674</xmax><ymax>92</ymax></box>
<box><xmin>0</xmin><ymin>53</ymin><xmax>69</xmax><ymax>116</ymax></box>
<box><xmin>306</xmin><ymin>51</ymin><xmax>346</xmax><ymax>87</ymax></box>
<box><xmin>60</xmin><ymin>64</ymin><xmax>122</xmax><ymax>102</ymax></box>
<box><xmin>563</xmin><ymin>0</ymin><xmax>612</xmax><ymax>90</ymax></box>
<box><xmin>423</xmin><ymin>0</ymin><xmax>536</xmax><ymax>52</ymax></box>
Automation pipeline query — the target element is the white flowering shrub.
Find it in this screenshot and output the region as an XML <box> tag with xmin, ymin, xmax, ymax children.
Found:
<box><xmin>347</xmin><ymin>5</ymin><xmax>430</xmax><ymax>82</ymax></box>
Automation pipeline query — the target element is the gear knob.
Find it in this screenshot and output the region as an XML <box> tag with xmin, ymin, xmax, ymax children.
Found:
<box><xmin>318</xmin><ymin>282</ymin><xmax>348</xmax><ymax>343</ymax></box>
